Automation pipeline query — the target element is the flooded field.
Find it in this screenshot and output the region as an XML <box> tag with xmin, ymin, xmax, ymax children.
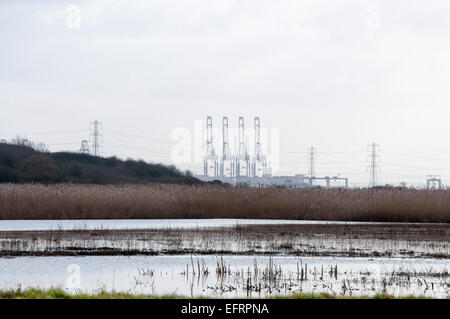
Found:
<box><xmin>0</xmin><ymin>219</ymin><xmax>448</xmax><ymax>298</ymax></box>
<box><xmin>0</xmin><ymin>255</ymin><xmax>447</xmax><ymax>298</ymax></box>
<box><xmin>1</xmin><ymin>222</ymin><xmax>448</xmax><ymax>259</ymax></box>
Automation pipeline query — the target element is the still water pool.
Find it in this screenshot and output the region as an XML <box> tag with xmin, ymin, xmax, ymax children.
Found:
<box><xmin>0</xmin><ymin>255</ymin><xmax>447</xmax><ymax>298</ymax></box>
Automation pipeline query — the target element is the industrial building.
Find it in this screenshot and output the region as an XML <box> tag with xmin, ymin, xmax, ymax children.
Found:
<box><xmin>196</xmin><ymin>116</ymin><xmax>309</xmax><ymax>188</ymax></box>
<box><xmin>198</xmin><ymin>174</ymin><xmax>308</xmax><ymax>188</ymax></box>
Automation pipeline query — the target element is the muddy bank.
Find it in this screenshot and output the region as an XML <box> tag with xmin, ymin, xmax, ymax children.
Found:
<box><xmin>1</xmin><ymin>248</ymin><xmax>447</xmax><ymax>259</ymax></box>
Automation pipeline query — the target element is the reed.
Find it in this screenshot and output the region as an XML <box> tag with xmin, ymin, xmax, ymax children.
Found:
<box><xmin>0</xmin><ymin>183</ymin><xmax>449</xmax><ymax>222</ymax></box>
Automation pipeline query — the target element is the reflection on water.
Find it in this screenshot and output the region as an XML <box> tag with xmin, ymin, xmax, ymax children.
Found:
<box><xmin>0</xmin><ymin>255</ymin><xmax>447</xmax><ymax>298</ymax></box>
<box><xmin>0</xmin><ymin>219</ymin><xmax>395</xmax><ymax>231</ymax></box>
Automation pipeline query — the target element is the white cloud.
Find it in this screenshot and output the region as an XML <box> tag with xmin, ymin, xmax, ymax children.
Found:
<box><xmin>2</xmin><ymin>0</ymin><xmax>450</xmax><ymax>185</ymax></box>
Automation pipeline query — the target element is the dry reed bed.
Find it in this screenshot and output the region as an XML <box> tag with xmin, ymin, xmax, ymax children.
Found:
<box><xmin>0</xmin><ymin>183</ymin><xmax>450</xmax><ymax>222</ymax></box>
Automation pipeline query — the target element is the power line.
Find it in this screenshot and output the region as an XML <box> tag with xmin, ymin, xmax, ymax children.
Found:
<box><xmin>383</xmin><ymin>151</ymin><xmax>450</xmax><ymax>162</ymax></box>
<box><xmin>280</xmin><ymin>150</ymin><xmax>364</xmax><ymax>154</ymax></box>
<box><xmin>0</xmin><ymin>129</ymin><xmax>87</xmax><ymax>136</ymax></box>
<box><xmin>103</xmin><ymin>140</ymin><xmax>171</xmax><ymax>155</ymax></box>
<box><xmin>45</xmin><ymin>142</ymin><xmax>81</xmax><ymax>146</ymax></box>
<box><xmin>105</xmin><ymin>130</ymin><xmax>175</xmax><ymax>144</ymax></box>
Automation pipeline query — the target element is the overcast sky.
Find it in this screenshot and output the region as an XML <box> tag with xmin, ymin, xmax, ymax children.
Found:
<box><xmin>2</xmin><ymin>0</ymin><xmax>450</xmax><ymax>187</ymax></box>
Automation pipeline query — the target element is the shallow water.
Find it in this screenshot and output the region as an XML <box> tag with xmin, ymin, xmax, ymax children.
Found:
<box><xmin>0</xmin><ymin>219</ymin><xmax>425</xmax><ymax>231</ymax></box>
<box><xmin>0</xmin><ymin>255</ymin><xmax>447</xmax><ymax>298</ymax></box>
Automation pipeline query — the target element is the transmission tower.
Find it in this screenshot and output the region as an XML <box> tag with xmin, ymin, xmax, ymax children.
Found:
<box><xmin>79</xmin><ymin>140</ymin><xmax>90</xmax><ymax>154</ymax></box>
<box><xmin>367</xmin><ymin>142</ymin><xmax>380</xmax><ymax>187</ymax></box>
<box><xmin>307</xmin><ymin>146</ymin><xmax>316</xmax><ymax>185</ymax></box>
<box><xmin>89</xmin><ymin>120</ymin><xmax>103</xmax><ymax>157</ymax></box>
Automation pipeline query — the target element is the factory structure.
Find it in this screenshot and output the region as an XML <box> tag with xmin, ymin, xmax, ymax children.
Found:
<box><xmin>196</xmin><ymin>116</ymin><xmax>336</xmax><ymax>188</ymax></box>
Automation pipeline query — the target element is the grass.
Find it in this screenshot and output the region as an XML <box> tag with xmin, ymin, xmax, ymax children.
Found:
<box><xmin>275</xmin><ymin>293</ymin><xmax>428</xmax><ymax>299</ymax></box>
<box><xmin>0</xmin><ymin>288</ymin><xmax>187</xmax><ymax>299</ymax></box>
<box><xmin>0</xmin><ymin>183</ymin><xmax>450</xmax><ymax>222</ymax></box>
<box><xmin>0</xmin><ymin>288</ymin><xmax>428</xmax><ymax>299</ymax></box>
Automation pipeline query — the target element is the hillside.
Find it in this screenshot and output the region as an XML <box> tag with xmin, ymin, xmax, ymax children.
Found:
<box><xmin>0</xmin><ymin>143</ymin><xmax>200</xmax><ymax>185</ymax></box>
